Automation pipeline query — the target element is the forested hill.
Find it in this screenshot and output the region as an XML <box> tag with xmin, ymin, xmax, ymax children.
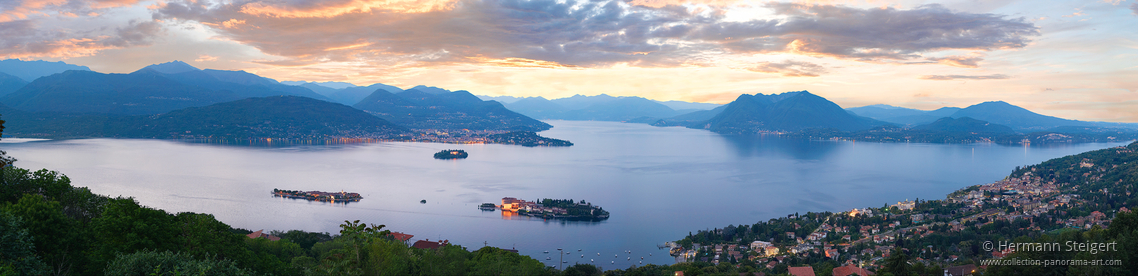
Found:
<box><xmin>2</xmin><ymin>96</ymin><xmax>408</xmax><ymax>139</ymax></box>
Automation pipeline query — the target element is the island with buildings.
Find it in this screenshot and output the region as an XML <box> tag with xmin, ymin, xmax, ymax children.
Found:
<box><xmin>483</xmin><ymin>197</ymin><xmax>609</xmax><ymax>221</ymax></box>
<box><xmin>433</xmin><ymin>149</ymin><xmax>469</xmax><ymax>159</ymax></box>
<box><xmin>273</xmin><ymin>189</ymin><xmax>362</xmax><ymax>203</ymax></box>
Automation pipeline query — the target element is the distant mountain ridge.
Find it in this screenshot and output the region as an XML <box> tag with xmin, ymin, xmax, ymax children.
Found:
<box><xmin>502</xmin><ymin>94</ymin><xmax>718</xmax><ymax>122</ymax></box>
<box><xmin>847</xmin><ymin>101</ymin><xmax>1123</xmax><ymax>130</ymax></box>
<box><xmin>0</xmin><ymin>61</ymin><xmax>332</xmax><ymax>115</ymax></box>
<box><xmin>0</xmin><ymin>59</ymin><xmax>92</xmax><ymax>82</ymax></box>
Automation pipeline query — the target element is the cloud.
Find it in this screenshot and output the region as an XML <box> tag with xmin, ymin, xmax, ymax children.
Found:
<box><xmin>1131</xmin><ymin>3</ymin><xmax>1138</xmax><ymax>15</ymax></box>
<box><xmin>927</xmin><ymin>55</ymin><xmax>984</xmax><ymax>68</ymax></box>
<box><xmin>918</xmin><ymin>74</ymin><xmax>1010</xmax><ymax>80</ymax></box>
<box><xmin>0</xmin><ymin>19</ymin><xmax>163</xmax><ymax>59</ymax></box>
<box><xmin>151</xmin><ymin>0</ymin><xmax>1039</xmax><ymax>69</ymax></box>
<box><xmin>196</xmin><ymin>54</ymin><xmax>219</xmax><ymax>62</ymax></box>
<box><xmin>747</xmin><ymin>60</ymin><xmax>826</xmax><ymax>77</ymax></box>
<box><xmin>0</xmin><ymin>0</ymin><xmax>144</xmax><ymax>22</ymax></box>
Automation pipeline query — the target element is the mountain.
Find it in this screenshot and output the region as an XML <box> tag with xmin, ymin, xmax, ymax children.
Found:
<box><xmin>0</xmin><ymin>62</ymin><xmax>334</xmax><ymax>115</ymax></box>
<box><xmin>910</xmin><ymin>117</ymin><xmax>1015</xmax><ymax>133</ymax></box>
<box><xmin>408</xmin><ymin>85</ymin><xmax>452</xmax><ymax>95</ymax></box>
<box><xmin>0</xmin><ymin>70</ymin><xmax>240</xmax><ymax>114</ymax></box>
<box><xmin>139</xmin><ymin>60</ymin><xmax>200</xmax><ymax>74</ymax></box>
<box><xmin>303</xmin><ymin>83</ymin><xmax>405</xmax><ymax>106</ymax></box>
<box><xmin>281</xmin><ymin>81</ymin><xmax>357</xmax><ymax>89</ymax></box>
<box><xmin>502</xmin><ymin>97</ymin><xmax>568</xmax><ymax>119</ymax></box>
<box><xmin>557</xmin><ymin>97</ymin><xmax>681</xmax><ymax>121</ymax></box>
<box><xmin>949</xmin><ymin>101</ymin><xmax>1093</xmax><ymax>130</ymax></box>
<box><xmin>0</xmin><ymin>59</ymin><xmax>91</xmax><ymax>82</ymax></box>
<box><xmin>353</xmin><ymin>89</ymin><xmax>551</xmax><ymax>131</ymax></box>
<box><xmin>653</xmin><ymin>100</ymin><xmax>721</xmax><ymax>111</ymax></box>
<box><xmin>697</xmin><ymin>91</ymin><xmax>889</xmax><ymax>133</ymax></box>
<box><xmin>0</xmin><ymin>72</ymin><xmax>27</xmax><ymax>97</ymax></box>
<box><xmin>2</xmin><ymin>96</ymin><xmax>406</xmax><ymax>139</ymax></box>
<box><xmin>476</xmin><ymin>95</ymin><xmax>527</xmax><ymax>104</ymax></box>
<box><xmin>846</xmin><ymin>105</ymin><xmax>963</xmax><ymax>126</ymax></box>
<box><xmin>503</xmin><ymin>94</ymin><xmax>707</xmax><ymax>122</ymax></box>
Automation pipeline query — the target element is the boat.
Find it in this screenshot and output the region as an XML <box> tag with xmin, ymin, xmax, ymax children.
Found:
<box><xmin>544</xmin><ymin>251</ymin><xmax>549</xmax><ymax>253</ymax></box>
<box><xmin>546</xmin><ymin>257</ymin><xmax>551</xmax><ymax>260</ymax></box>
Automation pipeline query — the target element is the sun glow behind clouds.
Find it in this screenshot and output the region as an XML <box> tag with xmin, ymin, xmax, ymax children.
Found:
<box><xmin>5</xmin><ymin>0</ymin><xmax>1138</xmax><ymax>122</ymax></box>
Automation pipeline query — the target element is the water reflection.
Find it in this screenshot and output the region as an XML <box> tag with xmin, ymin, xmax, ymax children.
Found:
<box><xmin>718</xmin><ymin>134</ymin><xmax>842</xmax><ymax>160</ymax></box>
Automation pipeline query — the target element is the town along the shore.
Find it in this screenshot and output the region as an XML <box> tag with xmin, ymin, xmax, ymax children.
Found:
<box><xmin>482</xmin><ymin>197</ymin><xmax>610</xmax><ymax>221</ymax></box>
<box><xmin>273</xmin><ymin>189</ymin><xmax>362</xmax><ymax>203</ymax></box>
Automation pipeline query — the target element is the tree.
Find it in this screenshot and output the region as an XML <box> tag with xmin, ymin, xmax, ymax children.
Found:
<box><xmin>0</xmin><ymin>210</ymin><xmax>47</xmax><ymax>275</ymax></box>
<box><xmin>91</xmin><ymin>197</ymin><xmax>180</xmax><ymax>267</ymax></box>
<box><xmin>2</xmin><ymin>194</ymin><xmax>84</xmax><ymax>275</ymax></box>
<box><xmin>0</xmin><ymin>115</ymin><xmax>15</xmax><ymax>167</ymax></box>
<box><xmin>104</xmin><ymin>249</ymin><xmax>252</xmax><ymax>276</ymax></box>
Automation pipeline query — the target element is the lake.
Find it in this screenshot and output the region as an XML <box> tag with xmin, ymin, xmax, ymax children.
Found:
<box><xmin>3</xmin><ymin>120</ymin><xmax>1129</xmax><ymax>268</ymax></box>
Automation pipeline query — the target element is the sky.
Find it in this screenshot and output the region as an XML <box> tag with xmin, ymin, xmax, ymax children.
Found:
<box><xmin>2</xmin><ymin>0</ymin><xmax>1137</xmax><ymax>122</ymax></box>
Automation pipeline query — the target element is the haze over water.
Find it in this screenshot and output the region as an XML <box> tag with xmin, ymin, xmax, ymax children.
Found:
<box><xmin>4</xmin><ymin>120</ymin><xmax>1129</xmax><ymax>267</ymax></box>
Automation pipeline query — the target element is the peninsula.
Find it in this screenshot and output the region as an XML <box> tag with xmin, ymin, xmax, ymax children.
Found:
<box><xmin>484</xmin><ymin>197</ymin><xmax>609</xmax><ymax>221</ymax></box>
<box><xmin>272</xmin><ymin>188</ymin><xmax>362</xmax><ymax>203</ymax></box>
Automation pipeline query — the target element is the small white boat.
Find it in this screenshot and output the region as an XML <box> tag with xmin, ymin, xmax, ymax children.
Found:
<box><xmin>546</xmin><ymin>257</ymin><xmax>551</xmax><ymax>260</ymax></box>
<box><xmin>544</xmin><ymin>251</ymin><xmax>549</xmax><ymax>253</ymax></box>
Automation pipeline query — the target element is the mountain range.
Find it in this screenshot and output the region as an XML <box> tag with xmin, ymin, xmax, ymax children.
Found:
<box><xmin>501</xmin><ymin>94</ymin><xmax>717</xmax><ymax>122</ymax></box>
<box><xmin>1</xmin><ymin>96</ymin><xmax>405</xmax><ymax>139</ymax></box>
<box><xmin>844</xmin><ymin>102</ymin><xmax>1125</xmax><ymax>131</ymax></box>
<box><xmin>0</xmin><ymin>60</ymin><xmax>554</xmax><ymax>138</ymax></box>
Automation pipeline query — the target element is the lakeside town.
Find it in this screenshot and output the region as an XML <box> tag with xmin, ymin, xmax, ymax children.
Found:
<box><xmin>665</xmin><ymin>144</ymin><xmax>1136</xmax><ymax>276</ymax></box>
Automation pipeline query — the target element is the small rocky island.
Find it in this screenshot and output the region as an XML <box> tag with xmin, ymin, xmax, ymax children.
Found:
<box><xmin>486</xmin><ymin>131</ymin><xmax>573</xmax><ymax>147</ymax></box>
<box><xmin>483</xmin><ymin>197</ymin><xmax>609</xmax><ymax>221</ymax></box>
<box><xmin>433</xmin><ymin>149</ymin><xmax>469</xmax><ymax>159</ymax></box>
<box><xmin>273</xmin><ymin>189</ymin><xmax>362</xmax><ymax>203</ymax></box>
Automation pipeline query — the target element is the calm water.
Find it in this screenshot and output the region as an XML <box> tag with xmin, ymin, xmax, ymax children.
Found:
<box><xmin>3</xmin><ymin>120</ymin><xmax>1129</xmax><ymax>268</ymax></box>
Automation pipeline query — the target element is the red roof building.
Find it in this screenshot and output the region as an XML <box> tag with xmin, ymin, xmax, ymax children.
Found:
<box><xmin>246</xmin><ymin>229</ymin><xmax>281</xmax><ymax>241</ymax></box>
<box><xmin>832</xmin><ymin>264</ymin><xmax>874</xmax><ymax>276</ymax></box>
<box><xmin>788</xmin><ymin>266</ymin><xmax>816</xmax><ymax>276</ymax></box>
<box><xmin>388</xmin><ymin>232</ymin><xmax>414</xmax><ymax>243</ymax></box>
<box><xmin>412</xmin><ymin>239</ymin><xmax>449</xmax><ymax>250</ymax></box>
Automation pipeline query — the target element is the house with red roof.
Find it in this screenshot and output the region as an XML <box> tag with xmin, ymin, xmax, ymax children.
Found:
<box><xmin>832</xmin><ymin>264</ymin><xmax>873</xmax><ymax>276</ymax></box>
<box><xmin>412</xmin><ymin>239</ymin><xmax>449</xmax><ymax>250</ymax></box>
<box><xmin>246</xmin><ymin>229</ymin><xmax>281</xmax><ymax>241</ymax></box>
<box><xmin>788</xmin><ymin>266</ymin><xmax>815</xmax><ymax>276</ymax></box>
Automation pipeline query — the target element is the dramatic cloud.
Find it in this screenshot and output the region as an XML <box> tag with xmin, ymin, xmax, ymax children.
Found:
<box><xmin>151</xmin><ymin>0</ymin><xmax>1039</xmax><ymax>69</ymax></box>
<box><xmin>747</xmin><ymin>60</ymin><xmax>826</xmax><ymax>77</ymax></box>
<box><xmin>919</xmin><ymin>74</ymin><xmax>1010</xmax><ymax>80</ymax></box>
<box><xmin>0</xmin><ymin>19</ymin><xmax>163</xmax><ymax>59</ymax></box>
<box><xmin>0</xmin><ymin>0</ymin><xmax>144</xmax><ymax>22</ymax></box>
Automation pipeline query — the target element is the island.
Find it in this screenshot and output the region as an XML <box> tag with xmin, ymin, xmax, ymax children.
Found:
<box><xmin>272</xmin><ymin>188</ymin><xmax>362</xmax><ymax>203</ymax></box>
<box><xmin>482</xmin><ymin>197</ymin><xmax>609</xmax><ymax>221</ymax></box>
<box><xmin>433</xmin><ymin>149</ymin><xmax>469</xmax><ymax>159</ymax></box>
<box><xmin>485</xmin><ymin>131</ymin><xmax>573</xmax><ymax>147</ymax></box>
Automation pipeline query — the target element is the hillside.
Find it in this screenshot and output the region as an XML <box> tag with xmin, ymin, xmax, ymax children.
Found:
<box><xmin>353</xmin><ymin>89</ymin><xmax>551</xmax><ymax>131</ymax></box>
<box><xmin>910</xmin><ymin>117</ymin><xmax>1015</xmax><ymax>133</ymax></box>
<box><xmin>698</xmin><ymin>91</ymin><xmax>889</xmax><ymax>133</ymax></box>
<box><xmin>2</xmin><ymin>96</ymin><xmax>407</xmax><ymax>139</ymax></box>
<box><xmin>0</xmin><ymin>72</ymin><xmax>27</xmax><ymax>97</ymax></box>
